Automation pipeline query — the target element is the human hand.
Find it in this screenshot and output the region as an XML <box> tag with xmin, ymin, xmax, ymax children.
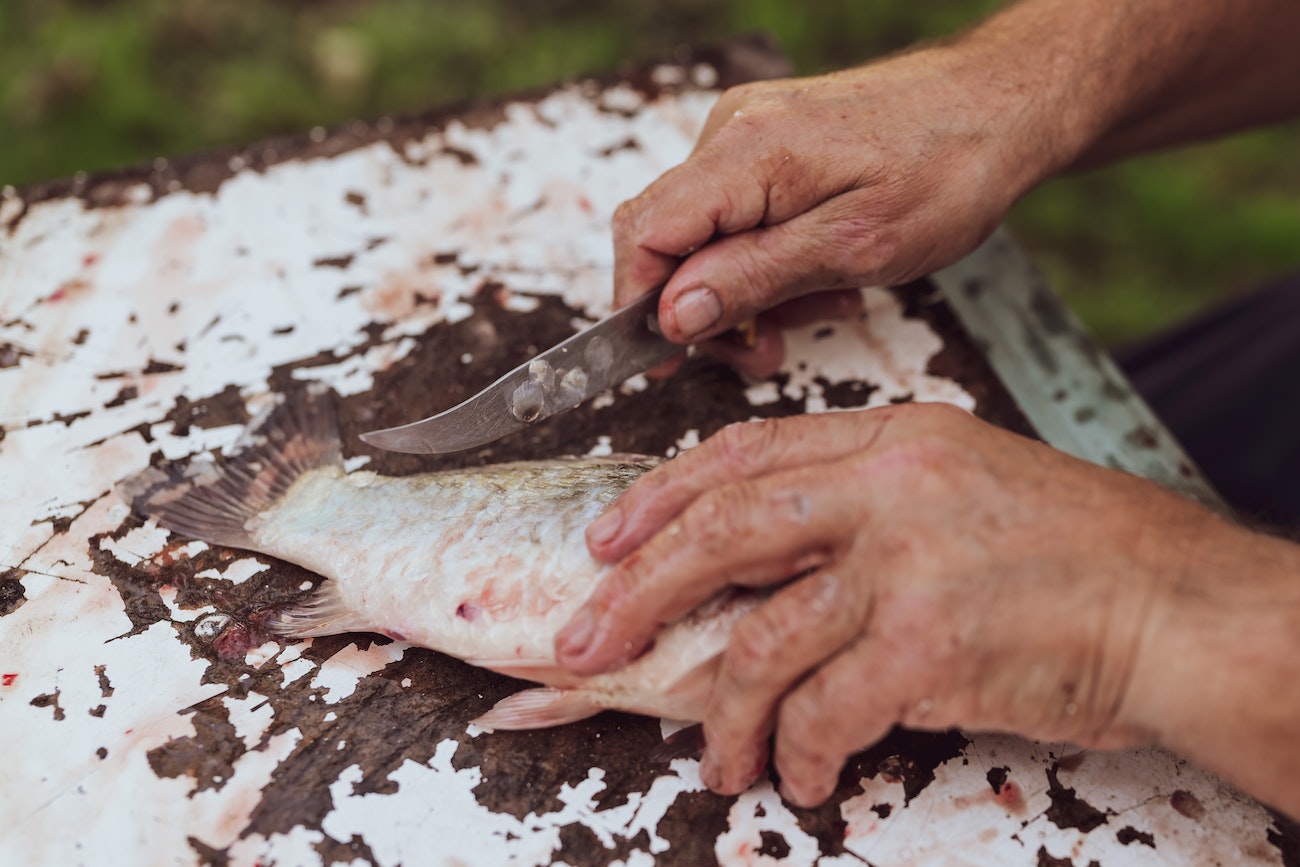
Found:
<box><xmin>614</xmin><ymin>47</ymin><xmax>1069</xmax><ymax>376</ymax></box>
<box><xmin>555</xmin><ymin>404</ymin><xmax>1229</xmax><ymax>806</ymax></box>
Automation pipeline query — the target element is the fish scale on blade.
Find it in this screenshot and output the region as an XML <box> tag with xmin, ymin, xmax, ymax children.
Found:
<box><xmin>116</xmin><ymin>389</ymin><xmax>759</xmax><ymax>738</ymax></box>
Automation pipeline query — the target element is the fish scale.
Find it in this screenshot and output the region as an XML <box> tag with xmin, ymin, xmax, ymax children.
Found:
<box><xmin>117</xmin><ymin>389</ymin><xmax>756</xmax><ymax>735</ymax></box>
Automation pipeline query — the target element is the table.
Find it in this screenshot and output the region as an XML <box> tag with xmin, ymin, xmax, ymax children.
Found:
<box><xmin>1</xmin><ymin>35</ymin><xmax>1291</xmax><ymax>867</ymax></box>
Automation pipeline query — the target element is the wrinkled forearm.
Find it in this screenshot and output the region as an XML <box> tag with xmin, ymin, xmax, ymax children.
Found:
<box><xmin>1126</xmin><ymin>517</ymin><xmax>1300</xmax><ymax>817</ymax></box>
<box><xmin>947</xmin><ymin>0</ymin><xmax>1300</xmax><ymax>183</ymax></box>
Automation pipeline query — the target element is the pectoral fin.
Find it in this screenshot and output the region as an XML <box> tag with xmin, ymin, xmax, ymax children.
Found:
<box><xmin>470</xmin><ymin>687</ymin><xmax>603</xmax><ymax>732</ymax></box>
<box><xmin>269</xmin><ymin>580</ymin><xmax>370</xmax><ymax>638</ymax></box>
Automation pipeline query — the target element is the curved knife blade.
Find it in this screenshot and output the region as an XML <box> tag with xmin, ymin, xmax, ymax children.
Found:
<box><xmin>360</xmin><ymin>288</ymin><xmax>679</xmax><ymax>454</ymax></box>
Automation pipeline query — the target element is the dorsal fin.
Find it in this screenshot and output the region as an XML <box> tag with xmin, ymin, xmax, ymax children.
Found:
<box><xmin>116</xmin><ymin>387</ymin><xmax>343</xmax><ymax>549</ymax></box>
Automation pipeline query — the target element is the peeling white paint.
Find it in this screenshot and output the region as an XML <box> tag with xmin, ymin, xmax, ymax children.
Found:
<box><xmin>226</xmin><ymin>826</ymin><xmax>328</xmax><ymax>867</ymax></box>
<box><xmin>224</xmin><ymin>691</ymin><xmax>277</xmax><ymax>748</ymax></box>
<box><xmin>743</xmin><ymin>380</ymin><xmax>782</xmax><ymax>406</ymax></box>
<box><xmin>320</xmin><ymin>741</ymin><xmax>713</xmax><ymax>866</ymax></box>
<box><xmin>674</xmin><ymin>428</ymin><xmax>702</xmax><ymax>454</ymax></box>
<box><xmin>780</xmin><ymin>287</ymin><xmax>973</xmax><ymax>411</ymax></box>
<box><xmin>839</xmin><ymin>734</ymin><xmax>1283</xmax><ymax>867</ymax></box>
<box><xmin>244</xmin><ymin>641</ymin><xmax>281</xmax><ymax>668</ymax></box>
<box><xmin>221</xmin><ymin>558</ymin><xmax>272</xmax><ymax>585</ymax></box>
<box><xmin>310</xmin><ymin>640</ymin><xmax>410</xmax><ymax>704</ymax></box>
<box><xmin>586</xmin><ymin>434</ymin><xmax>615</xmax><ymax>457</ymax></box>
<box><xmin>323</xmin><ymin>745</ymin><xmax>570</xmax><ymax>866</ymax></box>
<box><xmin>279</xmin><ymin>656</ymin><xmax>317</xmax><ymax>686</ymax></box>
<box><xmin>716</xmin><ymin>784</ymin><xmax>823</xmax><ymax>865</ymax></box>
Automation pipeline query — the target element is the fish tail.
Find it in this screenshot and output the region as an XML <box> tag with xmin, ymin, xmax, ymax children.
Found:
<box><xmin>116</xmin><ymin>387</ymin><xmax>343</xmax><ymax>550</ymax></box>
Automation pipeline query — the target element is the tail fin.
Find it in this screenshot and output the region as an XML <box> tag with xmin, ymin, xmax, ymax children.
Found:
<box><xmin>116</xmin><ymin>388</ymin><xmax>343</xmax><ymax>550</ymax></box>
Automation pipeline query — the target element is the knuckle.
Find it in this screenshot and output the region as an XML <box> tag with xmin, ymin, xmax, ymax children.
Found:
<box><xmin>903</xmin><ymin>400</ymin><xmax>970</xmax><ymax>427</ymax></box>
<box><xmin>632</xmin><ymin>459</ymin><xmax>687</xmax><ymax>503</ymax></box>
<box><xmin>610</xmin><ymin>199</ymin><xmax>634</xmax><ymax>230</ymax></box>
<box><xmin>597</xmin><ymin>562</ymin><xmax>644</xmax><ymax>614</ymax></box>
<box><xmin>794</xmin><ymin>570</ymin><xmax>857</xmax><ymax>633</ymax></box>
<box><xmin>712</xmin><ymin>417</ymin><xmax>784</xmax><ymax>473</ymax></box>
<box><xmin>874</xmin><ymin>401</ymin><xmax>950</xmax><ymax>442</ymax></box>
<box><xmin>611</xmin><ymin>197</ymin><xmax>645</xmax><ymax>240</ymax></box>
<box><xmin>830</xmin><ymin>220</ymin><xmax>898</xmax><ymax>278</ymax></box>
<box><xmin>708</xmin><ymin>183</ymin><xmax>758</xmax><ymax>234</ymax></box>
<box><xmin>726</xmin><ymin>608</ymin><xmax>789</xmax><ymax>684</ymax></box>
<box><xmin>727</xmin><ymin>81</ymin><xmax>759</xmax><ymax>101</ymax></box>
<box><xmin>687</xmin><ymin>160</ymin><xmax>768</xmax><ymax>237</ymax></box>
<box><xmin>684</xmin><ymin>481</ymin><xmax>762</xmax><ymax>554</ymax></box>
<box><xmin>874</xmin><ymin>401</ymin><xmax>970</xmax><ymax>442</ymax></box>
<box><xmin>716</xmin><ymin>81</ymin><xmax>759</xmax><ymax>114</ymax></box>
<box><xmin>882</xmin><ymin>400</ymin><xmax>926</xmax><ymax>424</ymax></box>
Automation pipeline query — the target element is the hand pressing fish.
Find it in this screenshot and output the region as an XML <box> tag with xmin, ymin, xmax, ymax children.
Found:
<box><xmin>117</xmin><ymin>390</ymin><xmax>755</xmax><ymax>740</ymax></box>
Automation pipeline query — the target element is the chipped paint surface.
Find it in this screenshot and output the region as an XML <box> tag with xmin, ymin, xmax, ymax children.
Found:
<box><xmin>839</xmin><ymin>735</ymin><xmax>1283</xmax><ymax>866</ymax></box>
<box><xmin>0</xmin><ymin>43</ymin><xmax>1289</xmax><ymax>866</ymax></box>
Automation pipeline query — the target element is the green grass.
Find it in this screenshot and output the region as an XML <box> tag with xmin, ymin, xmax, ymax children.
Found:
<box><xmin>3</xmin><ymin>0</ymin><xmax>1297</xmax><ymax>344</ymax></box>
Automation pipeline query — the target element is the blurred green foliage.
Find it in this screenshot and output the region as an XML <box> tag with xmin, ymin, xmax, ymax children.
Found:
<box><xmin>2</xmin><ymin>0</ymin><xmax>1297</xmax><ymax>344</ymax></box>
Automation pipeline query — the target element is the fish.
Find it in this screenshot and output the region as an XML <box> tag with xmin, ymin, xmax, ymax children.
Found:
<box><xmin>116</xmin><ymin>389</ymin><xmax>756</xmax><ymax>739</ymax></box>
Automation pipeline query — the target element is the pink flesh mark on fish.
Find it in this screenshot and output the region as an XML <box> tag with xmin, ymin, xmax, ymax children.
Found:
<box><xmin>115</xmin><ymin>390</ymin><xmax>762</xmax><ymax>735</ymax></box>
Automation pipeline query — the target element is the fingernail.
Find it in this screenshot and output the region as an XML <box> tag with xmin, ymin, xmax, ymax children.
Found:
<box><xmin>671</xmin><ymin>286</ymin><xmax>722</xmax><ymax>340</ymax></box>
<box><xmin>587</xmin><ymin>507</ymin><xmax>623</xmax><ymax>548</ymax></box>
<box><xmin>557</xmin><ymin>608</ymin><xmax>595</xmax><ymax>659</ymax></box>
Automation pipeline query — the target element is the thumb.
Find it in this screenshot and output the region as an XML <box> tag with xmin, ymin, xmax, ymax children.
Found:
<box><xmin>655</xmin><ymin>190</ymin><xmax>891</xmax><ymax>342</ymax></box>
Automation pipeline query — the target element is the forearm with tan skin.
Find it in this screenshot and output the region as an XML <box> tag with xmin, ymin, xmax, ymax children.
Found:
<box><xmin>1125</xmin><ymin>521</ymin><xmax>1300</xmax><ymax>818</ymax></box>
<box><xmin>556</xmin><ymin>406</ymin><xmax>1300</xmax><ymax>816</ymax></box>
<box><xmin>612</xmin><ymin>0</ymin><xmax>1300</xmax><ymax>376</ymax></box>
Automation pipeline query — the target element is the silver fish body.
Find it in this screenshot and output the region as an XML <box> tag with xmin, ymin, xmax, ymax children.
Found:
<box><xmin>118</xmin><ymin>393</ymin><xmax>751</xmax><ymax>732</ymax></box>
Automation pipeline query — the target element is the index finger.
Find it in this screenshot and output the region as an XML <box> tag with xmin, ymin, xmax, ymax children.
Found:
<box><xmin>610</xmin><ymin>154</ymin><xmax>768</xmax><ymax>310</ymax></box>
<box><xmin>586</xmin><ymin>408</ymin><xmax>896</xmax><ymax>564</ymax></box>
<box><xmin>555</xmin><ymin>460</ymin><xmax>859</xmax><ymax>676</ymax></box>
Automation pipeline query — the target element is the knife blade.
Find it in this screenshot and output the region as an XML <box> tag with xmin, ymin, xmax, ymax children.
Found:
<box><xmin>360</xmin><ymin>287</ymin><xmax>679</xmax><ymax>454</ymax></box>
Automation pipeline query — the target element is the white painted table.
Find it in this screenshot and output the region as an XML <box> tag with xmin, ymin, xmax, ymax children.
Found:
<box><xmin>1</xmin><ymin>37</ymin><xmax>1290</xmax><ymax>867</ymax></box>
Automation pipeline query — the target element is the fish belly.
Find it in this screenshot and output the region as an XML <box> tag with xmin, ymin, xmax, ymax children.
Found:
<box><xmin>254</xmin><ymin>463</ymin><xmax>625</xmax><ymax>665</ymax></box>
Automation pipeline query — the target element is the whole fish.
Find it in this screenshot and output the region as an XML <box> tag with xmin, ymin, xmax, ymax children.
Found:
<box><xmin>117</xmin><ymin>391</ymin><xmax>754</xmax><ymax>735</ymax></box>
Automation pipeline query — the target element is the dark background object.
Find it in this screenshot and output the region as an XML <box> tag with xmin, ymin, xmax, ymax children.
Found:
<box><xmin>1119</xmin><ymin>274</ymin><xmax>1300</xmax><ymax>529</ymax></box>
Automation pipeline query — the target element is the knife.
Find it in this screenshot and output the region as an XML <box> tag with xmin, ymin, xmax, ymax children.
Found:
<box><xmin>360</xmin><ymin>287</ymin><xmax>679</xmax><ymax>454</ymax></box>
